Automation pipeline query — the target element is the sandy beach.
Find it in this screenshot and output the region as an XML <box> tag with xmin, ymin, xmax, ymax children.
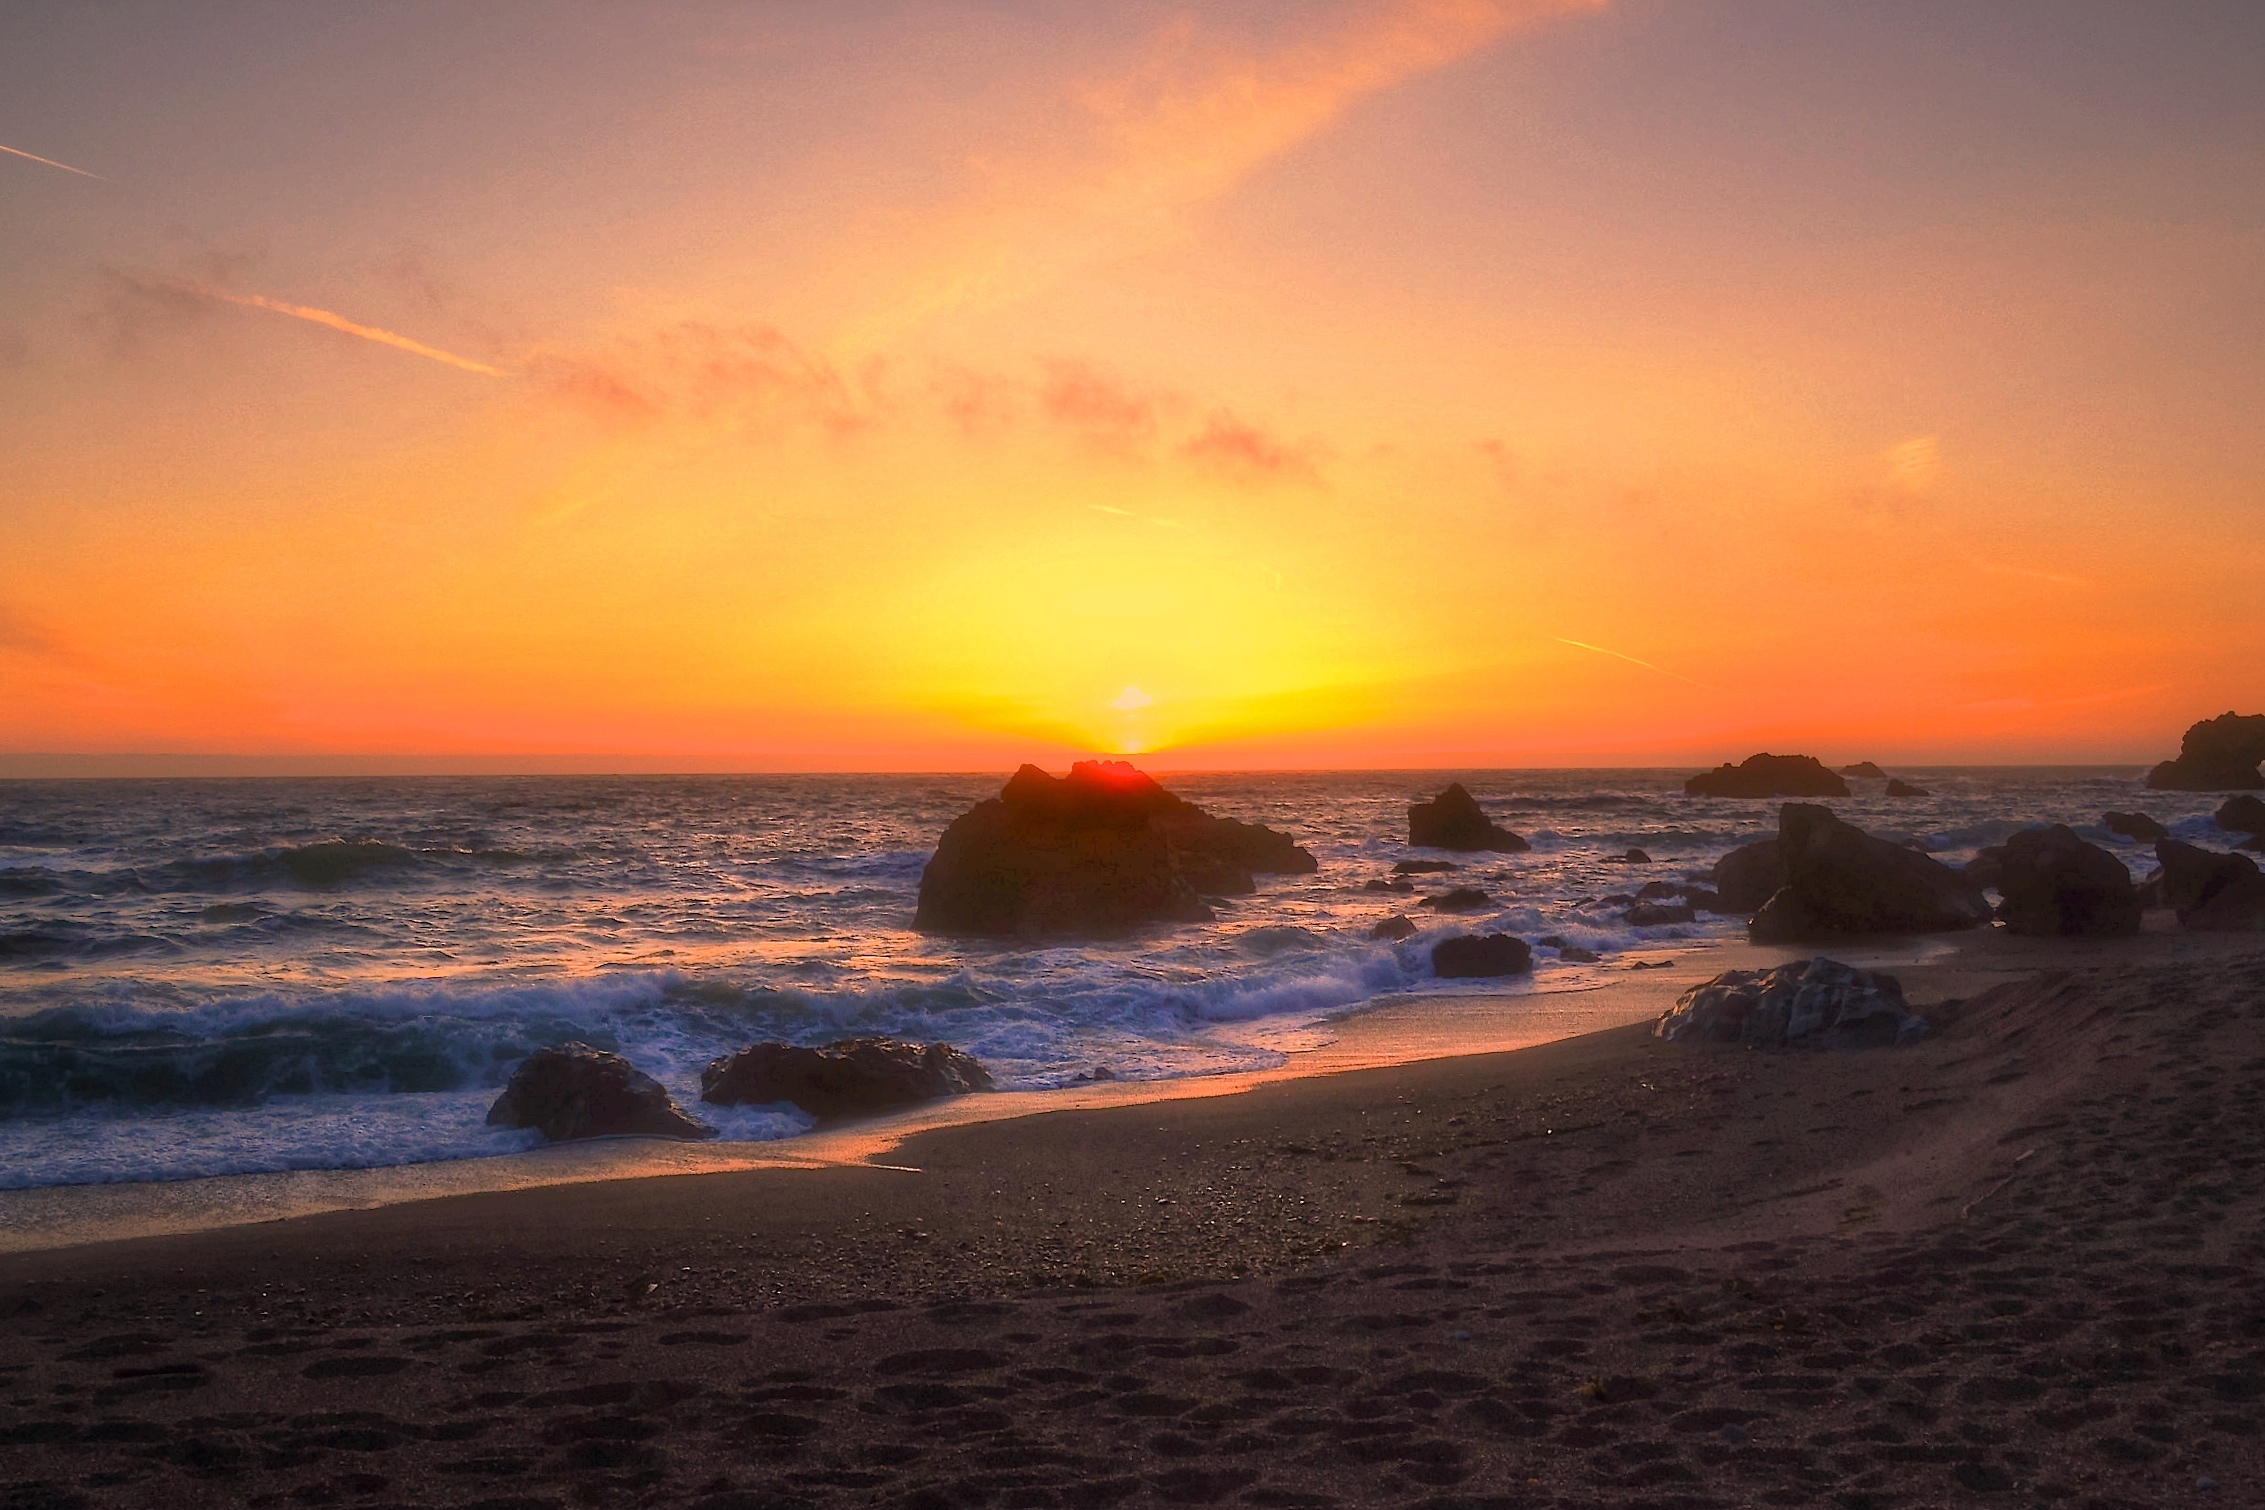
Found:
<box><xmin>5</xmin><ymin>926</ymin><xmax>2262</xmax><ymax>1508</ymax></box>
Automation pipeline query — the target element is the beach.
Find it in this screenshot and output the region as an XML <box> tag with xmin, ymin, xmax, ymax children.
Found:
<box><xmin>6</xmin><ymin>925</ymin><xmax>2261</xmax><ymax>1507</ymax></box>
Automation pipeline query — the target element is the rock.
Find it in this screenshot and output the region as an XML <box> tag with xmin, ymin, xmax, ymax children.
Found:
<box><xmin>1965</xmin><ymin>845</ymin><xmax>2007</xmax><ymax>889</ymax></box>
<box><xmin>1418</xmin><ymin>886</ymin><xmax>1492</xmax><ymax>912</ymax></box>
<box><xmin>1681</xmin><ymin>886</ymin><xmax>1724</xmax><ymax>912</ymax></box>
<box><xmin>1431</xmin><ymin>933</ymin><xmax>1533</xmax><ymax>978</ymax></box>
<box><xmin>915</xmin><ymin>761</ymin><xmax>1314</xmax><ymax>936</ymax></box>
<box><xmin>1994</xmin><ymin>825</ymin><xmax>2140</xmax><ymax>937</ymax></box>
<box><xmin>1748</xmin><ymin>805</ymin><xmax>1991</xmax><ymax>942</ymax></box>
<box><xmin>2216</xmin><ymin>795</ymin><xmax>2265</xmax><ymax>837</ymax></box>
<box><xmin>1710</xmin><ymin>839</ymin><xmax>1785</xmax><ymax>913</ymax></box>
<box><xmin>1606</xmin><ymin>848</ymin><xmax>1651</xmax><ymax>863</ymax></box>
<box><xmin>701</xmin><ymin>1038</ymin><xmax>992</xmax><ymax>1119</ymax></box>
<box><xmin>1536</xmin><ymin>935</ymin><xmax>1568</xmax><ymax>948</ymax></box>
<box><xmin>2146</xmin><ymin>712</ymin><xmax>2265</xmax><ymax>791</ymax></box>
<box><xmin>1840</xmin><ymin>762</ymin><xmax>1887</xmax><ymax>779</ymax></box>
<box><xmin>1361</xmin><ymin>878</ymin><xmax>1412</xmax><ymax>894</ymax></box>
<box><xmin>486</xmin><ymin>1043</ymin><xmax>715</xmax><ymax>1142</ymax></box>
<box><xmin>1626</xmin><ymin>901</ymin><xmax>1696</xmax><ymax>927</ymax></box>
<box><xmin>2103</xmin><ymin>811</ymin><xmax>2168</xmax><ymax>842</ymax></box>
<box><xmin>1635</xmin><ymin>880</ymin><xmax>1680</xmax><ymax>899</ymax></box>
<box><xmin>1884</xmin><ymin>778</ymin><xmax>1929</xmax><ymax>798</ymax></box>
<box><xmin>1654</xmin><ymin>958</ymin><xmax>1926</xmax><ymax>1049</ymax></box>
<box><xmin>1393</xmin><ymin>859</ymin><xmax>1458</xmax><ymax>875</ymax></box>
<box><xmin>2135</xmin><ymin>868</ymin><xmax>2165</xmax><ymax>909</ymax></box>
<box><xmin>1684</xmin><ymin>754</ymin><xmax>1850</xmax><ymax>799</ymax></box>
<box><xmin>1369</xmin><ymin>915</ymin><xmax>1416</xmax><ymax>941</ymax></box>
<box><xmin>2154</xmin><ymin>840</ymin><xmax>2265</xmax><ymax>932</ymax></box>
<box><xmin>1407</xmin><ymin>783</ymin><xmax>1528</xmax><ymax>852</ymax></box>
<box><xmin>1558</xmin><ymin>945</ymin><xmax>1600</xmax><ymax>963</ymax></box>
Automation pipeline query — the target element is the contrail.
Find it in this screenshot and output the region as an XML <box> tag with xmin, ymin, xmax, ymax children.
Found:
<box><xmin>0</xmin><ymin>141</ymin><xmax>103</xmax><ymax>179</ymax></box>
<box><xmin>182</xmin><ymin>284</ymin><xmax>504</xmax><ymax>376</ymax></box>
<box><xmin>1555</xmin><ymin>637</ymin><xmax>1713</xmax><ymax>689</ymax></box>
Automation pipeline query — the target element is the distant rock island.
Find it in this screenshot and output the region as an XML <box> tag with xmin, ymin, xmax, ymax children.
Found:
<box><xmin>1839</xmin><ymin>761</ymin><xmax>1887</xmax><ymax>779</ymax></box>
<box><xmin>2147</xmin><ymin>712</ymin><xmax>2265</xmax><ymax>791</ymax></box>
<box><xmin>1407</xmin><ymin>783</ymin><xmax>1528</xmax><ymax>852</ymax></box>
<box><xmin>1685</xmin><ymin>753</ymin><xmax>1850</xmax><ymax>799</ymax></box>
<box><xmin>916</xmin><ymin>761</ymin><xmax>1317</xmax><ymax>937</ymax></box>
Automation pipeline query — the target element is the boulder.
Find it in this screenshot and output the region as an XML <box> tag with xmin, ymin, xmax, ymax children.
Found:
<box><xmin>1684</xmin><ymin>754</ymin><xmax>1850</xmax><ymax>799</ymax></box>
<box><xmin>2154</xmin><ymin>840</ymin><xmax>2265</xmax><ymax>932</ymax></box>
<box><xmin>2146</xmin><ymin>712</ymin><xmax>2265</xmax><ymax>791</ymax></box>
<box><xmin>1418</xmin><ymin>886</ymin><xmax>1493</xmax><ymax>913</ymax></box>
<box><xmin>915</xmin><ymin>761</ymin><xmax>1315</xmax><ymax>937</ymax></box>
<box><xmin>1558</xmin><ymin>944</ymin><xmax>1600</xmax><ymax>963</ymax></box>
<box><xmin>1431</xmin><ymin>933</ymin><xmax>1533</xmax><ymax>978</ymax></box>
<box><xmin>1392</xmin><ymin>859</ymin><xmax>1458</xmax><ymax>875</ymax></box>
<box><xmin>1362</xmin><ymin>877</ymin><xmax>1413</xmax><ymax>894</ymax></box>
<box><xmin>1710</xmin><ymin>839</ymin><xmax>1785</xmax><ymax>913</ymax></box>
<box><xmin>2103</xmin><ymin>811</ymin><xmax>2168</xmax><ymax>843</ymax></box>
<box><xmin>1636</xmin><ymin>880</ymin><xmax>1680</xmax><ymax>899</ymax></box>
<box><xmin>1369</xmin><ymin>915</ymin><xmax>1416</xmax><ymax>941</ymax></box>
<box><xmin>1607</xmin><ymin>848</ymin><xmax>1652</xmax><ymax>863</ymax></box>
<box><xmin>1749</xmin><ymin>805</ymin><xmax>1991</xmax><ymax>943</ymax></box>
<box><xmin>701</xmin><ymin>1038</ymin><xmax>992</xmax><ymax>1120</ymax></box>
<box><xmin>1884</xmin><ymin>778</ymin><xmax>1929</xmax><ymax>798</ymax></box>
<box><xmin>1681</xmin><ymin>886</ymin><xmax>1724</xmax><ymax>912</ymax></box>
<box><xmin>1626</xmin><ymin>901</ymin><xmax>1696</xmax><ymax>927</ymax></box>
<box><xmin>1840</xmin><ymin>762</ymin><xmax>1887</xmax><ymax>779</ymax></box>
<box><xmin>1965</xmin><ymin>845</ymin><xmax>2007</xmax><ymax>889</ymax></box>
<box><xmin>2216</xmin><ymin>795</ymin><xmax>2265</xmax><ymax>837</ymax></box>
<box><xmin>486</xmin><ymin>1043</ymin><xmax>715</xmax><ymax>1142</ymax></box>
<box><xmin>1407</xmin><ymin>784</ymin><xmax>1528</xmax><ymax>852</ymax></box>
<box><xmin>1994</xmin><ymin>825</ymin><xmax>2140</xmax><ymax>937</ymax></box>
<box><xmin>1654</xmin><ymin>958</ymin><xmax>1926</xmax><ymax>1049</ymax></box>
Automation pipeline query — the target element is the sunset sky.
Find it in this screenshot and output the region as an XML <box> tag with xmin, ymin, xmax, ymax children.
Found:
<box><xmin>3</xmin><ymin>0</ymin><xmax>2261</xmax><ymax>772</ymax></box>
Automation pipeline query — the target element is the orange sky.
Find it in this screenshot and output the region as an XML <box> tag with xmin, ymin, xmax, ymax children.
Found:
<box><xmin>2</xmin><ymin>1</ymin><xmax>2261</xmax><ymax>772</ymax></box>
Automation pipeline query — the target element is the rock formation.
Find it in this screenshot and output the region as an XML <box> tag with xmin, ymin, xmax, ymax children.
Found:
<box><xmin>1406</xmin><ymin>784</ymin><xmax>1528</xmax><ymax>852</ymax></box>
<box><xmin>1839</xmin><ymin>762</ymin><xmax>1887</xmax><ymax>779</ymax></box>
<box><xmin>701</xmin><ymin>1038</ymin><xmax>992</xmax><ymax>1120</ymax></box>
<box><xmin>1417</xmin><ymin>886</ymin><xmax>1492</xmax><ymax>913</ymax></box>
<box><xmin>1749</xmin><ymin>805</ymin><xmax>1991</xmax><ymax>942</ymax></box>
<box><xmin>1625</xmin><ymin>901</ymin><xmax>1696</xmax><ymax>927</ymax></box>
<box><xmin>1994</xmin><ymin>825</ymin><xmax>2140</xmax><ymax>937</ymax></box>
<box><xmin>2103</xmin><ymin>811</ymin><xmax>2168</xmax><ymax>842</ymax></box>
<box><xmin>915</xmin><ymin>761</ymin><xmax>1315</xmax><ymax>937</ymax></box>
<box><xmin>1965</xmin><ymin>846</ymin><xmax>2007</xmax><ymax>890</ymax></box>
<box><xmin>1654</xmin><ymin>958</ymin><xmax>1926</xmax><ymax>1049</ymax></box>
<box><xmin>1431</xmin><ymin>933</ymin><xmax>1532</xmax><ymax>978</ymax></box>
<box><xmin>2216</xmin><ymin>794</ymin><xmax>2265</xmax><ymax>838</ymax></box>
<box><xmin>1392</xmin><ymin>859</ymin><xmax>1458</xmax><ymax>875</ymax></box>
<box><xmin>1684</xmin><ymin>754</ymin><xmax>1851</xmax><ymax>799</ymax></box>
<box><xmin>2154</xmin><ymin>840</ymin><xmax>2265</xmax><ymax>932</ymax></box>
<box><xmin>486</xmin><ymin>1043</ymin><xmax>715</xmax><ymax>1142</ymax></box>
<box><xmin>1369</xmin><ymin>915</ymin><xmax>1416</xmax><ymax>941</ymax></box>
<box><xmin>2145</xmin><ymin>712</ymin><xmax>2265</xmax><ymax>791</ymax></box>
<box><xmin>1884</xmin><ymin>779</ymin><xmax>1929</xmax><ymax>798</ymax></box>
<box><xmin>1710</xmin><ymin>839</ymin><xmax>1785</xmax><ymax>913</ymax></box>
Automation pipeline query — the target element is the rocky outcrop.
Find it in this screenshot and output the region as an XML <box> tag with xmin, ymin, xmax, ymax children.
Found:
<box><xmin>486</xmin><ymin>1043</ymin><xmax>715</xmax><ymax>1142</ymax></box>
<box><xmin>1369</xmin><ymin>915</ymin><xmax>1416</xmax><ymax>941</ymax></box>
<box><xmin>1965</xmin><ymin>846</ymin><xmax>2007</xmax><ymax>890</ymax></box>
<box><xmin>2154</xmin><ymin>840</ymin><xmax>2265</xmax><ymax>932</ymax></box>
<box><xmin>1431</xmin><ymin>933</ymin><xmax>1532</xmax><ymax>978</ymax></box>
<box><xmin>701</xmin><ymin>1038</ymin><xmax>991</xmax><ymax>1120</ymax></box>
<box><xmin>1625</xmin><ymin>901</ymin><xmax>1696</xmax><ymax>927</ymax></box>
<box><xmin>1884</xmin><ymin>779</ymin><xmax>1929</xmax><ymax>798</ymax></box>
<box><xmin>1392</xmin><ymin>859</ymin><xmax>1457</xmax><ymax>875</ymax></box>
<box><xmin>1684</xmin><ymin>754</ymin><xmax>1850</xmax><ymax>799</ymax></box>
<box><xmin>1654</xmin><ymin>958</ymin><xmax>1926</xmax><ymax>1049</ymax></box>
<box><xmin>1710</xmin><ymin>839</ymin><xmax>1785</xmax><ymax>913</ymax></box>
<box><xmin>2216</xmin><ymin>795</ymin><xmax>2265</xmax><ymax>838</ymax></box>
<box><xmin>2103</xmin><ymin>811</ymin><xmax>2168</xmax><ymax>843</ymax></box>
<box><xmin>1749</xmin><ymin>805</ymin><xmax>1991</xmax><ymax>943</ymax></box>
<box><xmin>1407</xmin><ymin>784</ymin><xmax>1528</xmax><ymax>852</ymax></box>
<box><xmin>1994</xmin><ymin>825</ymin><xmax>2140</xmax><ymax>937</ymax></box>
<box><xmin>1418</xmin><ymin>886</ymin><xmax>1492</xmax><ymax>913</ymax></box>
<box><xmin>2146</xmin><ymin>712</ymin><xmax>2265</xmax><ymax>791</ymax></box>
<box><xmin>1840</xmin><ymin>762</ymin><xmax>1887</xmax><ymax>779</ymax></box>
<box><xmin>915</xmin><ymin>762</ymin><xmax>1314</xmax><ymax>937</ymax></box>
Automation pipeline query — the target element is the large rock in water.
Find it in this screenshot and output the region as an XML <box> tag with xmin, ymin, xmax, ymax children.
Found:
<box><xmin>2216</xmin><ymin>794</ymin><xmax>2265</xmax><ymax>839</ymax></box>
<box><xmin>486</xmin><ymin>1043</ymin><xmax>715</xmax><ymax>1142</ymax></box>
<box><xmin>1407</xmin><ymin>783</ymin><xmax>1528</xmax><ymax>852</ymax></box>
<box><xmin>2103</xmin><ymin>811</ymin><xmax>2168</xmax><ymax>843</ymax></box>
<box><xmin>2147</xmin><ymin>712</ymin><xmax>2265</xmax><ymax>791</ymax></box>
<box><xmin>1654</xmin><ymin>958</ymin><xmax>1926</xmax><ymax>1049</ymax></box>
<box><xmin>1995</xmin><ymin>825</ymin><xmax>2140</xmax><ymax>937</ymax></box>
<box><xmin>915</xmin><ymin>761</ymin><xmax>1315</xmax><ymax>936</ymax></box>
<box><xmin>1431</xmin><ymin>933</ymin><xmax>1532</xmax><ymax>978</ymax></box>
<box><xmin>1711</xmin><ymin>838</ymin><xmax>1785</xmax><ymax>913</ymax></box>
<box><xmin>1684</xmin><ymin>754</ymin><xmax>1850</xmax><ymax>799</ymax></box>
<box><xmin>701</xmin><ymin>1038</ymin><xmax>992</xmax><ymax>1120</ymax></box>
<box><xmin>1749</xmin><ymin>804</ymin><xmax>1991</xmax><ymax>942</ymax></box>
<box><xmin>2155</xmin><ymin>840</ymin><xmax>2265</xmax><ymax>932</ymax></box>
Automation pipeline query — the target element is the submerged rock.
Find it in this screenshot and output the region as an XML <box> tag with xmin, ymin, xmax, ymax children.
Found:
<box><xmin>1625</xmin><ymin>901</ymin><xmax>1696</xmax><ymax>927</ymax></box>
<box><xmin>1749</xmin><ymin>804</ymin><xmax>1991</xmax><ymax>942</ymax></box>
<box><xmin>2146</xmin><ymin>712</ymin><xmax>2265</xmax><ymax>791</ymax></box>
<box><xmin>1418</xmin><ymin>886</ymin><xmax>1493</xmax><ymax>913</ymax></box>
<box><xmin>1684</xmin><ymin>754</ymin><xmax>1850</xmax><ymax>799</ymax></box>
<box><xmin>1407</xmin><ymin>783</ymin><xmax>1529</xmax><ymax>852</ymax></box>
<box><xmin>1654</xmin><ymin>958</ymin><xmax>1925</xmax><ymax>1049</ymax></box>
<box><xmin>487</xmin><ymin>1043</ymin><xmax>715</xmax><ymax>1143</ymax></box>
<box><xmin>2104</xmin><ymin>811</ymin><xmax>2169</xmax><ymax>843</ymax></box>
<box><xmin>1369</xmin><ymin>914</ymin><xmax>1416</xmax><ymax>941</ymax></box>
<box><xmin>1884</xmin><ymin>778</ymin><xmax>1929</xmax><ymax>798</ymax></box>
<box><xmin>1393</xmin><ymin>859</ymin><xmax>1458</xmax><ymax>875</ymax></box>
<box><xmin>2217</xmin><ymin>794</ymin><xmax>2265</xmax><ymax>838</ymax></box>
<box><xmin>1711</xmin><ymin>839</ymin><xmax>1785</xmax><ymax>913</ymax></box>
<box><xmin>701</xmin><ymin>1038</ymin><xmax>992</xmax><ymax>1120</ymax></box>
<box><xmin>1431</xmin><ymin>933</ymin><xmax>1532</xmax><ymax>978</ymax></box>
<box><xmin>1995</xmin><ymin>825</ymin><xmax>2140</xmax><ymax>937</ymax></box>
<box><xmin>2154</xmin><ymin>840</ymin><xmax>2265</xmax><ymax>932</ymax></box>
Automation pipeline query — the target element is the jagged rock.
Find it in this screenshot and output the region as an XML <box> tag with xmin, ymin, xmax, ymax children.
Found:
<box><xmin>1711</xmin><ymin>839</ymin><xmax>1784</xmax><ymax>913</ymax></box>
<box><xmin>701</xmin><ymin>1038</ymin><xmax>992</xmax><ymax>1120</ymax></box>
<box><xmin>1684</xmin><ymin>754</ymin><xmax>1850</xmax><ymax>799</ymax></box>
<box><xmin>915</xmin><ymin>761</ymin><xmax>1314</xmax><ymax>936</ymax></box>
<box><xmin>1749</xmin><ymin>805</ymin><xmax>1991</xmax><ymax>942</ymax></box>
<box><xmin>1840</xmin><ymin>762</ymin><xmax>1887</xmax><ymax>779</ymax></box>
<box><xmin>2217</xmin><ymin>795</ymin><xmax>2265</xmax><ymax>837</ymax></box>
<box><xmin>1418</xmin><ymin>886</ymin><xmax>1492</xmax><ymax>912</ymax></box>
<box><xmin>1965</xmin><ymin>846</ymin><xmax>2007</xmax><ymax>889</ymax></box>
<box><xmin>2154</xmin><ymin>840</ymin><xmax>2265</xmax><ymax>932</ymax></box>
<box><xmin>1626</xmin><ymin>901</ymin><xmax>1695</xmax><ymax>927</ymax></box>
<box><xmin>1431</xmin><ymin>933</ymin><xmax>1532</xmax><ymax>978</ymax></box>
<box><xmin>2147</xmin><ymin>712</ymin><xmax>2265</xmax><ymax>791</ymax></box>
<box><xmin>1407</xmin><ymin>784</ymin><xmax>1528</xmax><ymax>852</ymax></box>
<box><xmin>1995</xmin><ymin>825</ymin><xmax>2140</xmax><ymax>937</ymax></box>
<box><xmin>1654</xmin><ymin>958</ymin><xmax>1926</xmax><ymax>1049</ymax></box>
<box><xmin>1393</xmin><ymin>859</ymin><xmax>1458</xmax><ymax>875</ymax></box>
<box><xmin>2104</xmin><ymin>811</ymin><xmax>2168</xmax><ymax>842</ymax></box>
<box><xmin>1884</xmin><ymin>779</ymin><xmax>1929</xmax><ymax>798</ymax></box>
<box><xmin>487</xmin><ymin>1043</ymin><xmax>715</xmax><ymax>1142</ymax></box>
<box><xmin>1369</xmin><ymin>915</ymin><xmax>1416</xmax><ymax>941</ymax></box>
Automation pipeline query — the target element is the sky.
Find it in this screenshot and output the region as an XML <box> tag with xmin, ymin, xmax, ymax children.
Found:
<box><xmin>2</xmin><ymin>0</ymin><xmax>2261</xmax><ymax>773</ymax></box>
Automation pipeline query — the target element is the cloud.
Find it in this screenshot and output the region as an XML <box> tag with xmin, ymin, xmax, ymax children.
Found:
<box><xmin>536</xmin><ymin>323</ymin><xmax>880</xmax><ymax>435</ymax></box>
<box><xmin>1040</xmin><ymin>359</ymin><xmax>1157</xmax><ymax>450</ymax></box>
<box><xmin>189</xmin><ymin>286</ymin><xmax>505</xmax><ymax>375</ymax></box>
<box><xmin>1181</xmin><ymin>409</ymin><xmax>1325</xmax><ymax>484</ymax></box>
<box><xmin>1887</xmin><ymin>434</ymin><xmax>1941</xmax><ymax>491</ymax></box>
<box><xmin>0</xmin><ymin>141</ymin><xmax>102</xmax><ymax>179</ymax></box>
<box><xmin>92</xmin><ymin>265</ymin><xmax>503</xmax><ymax>374</ymax></box>
<box><xmin>1554</xmin><ymin>636</ymin><xmax>1714</xmax><ymax>690</ymax></box>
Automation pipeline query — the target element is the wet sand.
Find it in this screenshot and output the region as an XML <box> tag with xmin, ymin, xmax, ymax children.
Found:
<box><xmin>4</xmin><ymin>928</ymin><xmax>2263</xmax><ymax>1507</ymax></box>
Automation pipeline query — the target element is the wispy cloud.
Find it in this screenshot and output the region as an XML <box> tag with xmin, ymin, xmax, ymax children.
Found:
<box><xmin>1555</xmin><ymin>636</ymin><xmax>1714</xmax><ymax>689</ymax></box>
<box><xmin>1181</xmin><ymin>410</ymin><xmax>1324</xmax><ymax>484</ymax></box>
<box><xmin>180</xmin><ymin>285</ymin><xmax>505</xmax><ymax>375</ymax></box>
<box><xmin>0</xmin><ymin>141</ymin><xmax>102</xmax><ymax>179</ymax></box>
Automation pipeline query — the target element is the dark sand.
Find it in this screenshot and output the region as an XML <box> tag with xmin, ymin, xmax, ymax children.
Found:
<box><xmin>5</xmin><ymin>932</ymin><xmax>2264</xmax><ymax>1508</ymax></box>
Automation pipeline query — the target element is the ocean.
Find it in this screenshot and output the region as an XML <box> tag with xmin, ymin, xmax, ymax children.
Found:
<box><xmin>0</xmin><ymin>767</ymin><xmax>2222</xmax><ymax>1191</ymax></box>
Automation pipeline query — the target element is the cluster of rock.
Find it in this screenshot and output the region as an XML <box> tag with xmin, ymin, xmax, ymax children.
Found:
<box><xmin>915</xmin><ymin>762</ymin><xmax>1316</xmax><ymax>937</ymax></box>
<box><xmin>2146</xmin><ymin>712</ymin><xmax>2265</xmax><ymax>791</ymax></box>
<box><xmin>1654</xmin><ymin>958</ymin><xmax>1927</xmax><ymax>1049</ymax></box>
<box><xmin>488</xmin><ymin>1036</ymin><xmax>995</xmax><ymax>1143</ymax></box>
<box><xmin>1431</xmin><ymin>933</ymin><xmax>1532</xmax><ymax>978</ymax></box>
<box><xmin>1684</xmin><ymin>754</ymin><xmax>1849</xmax><ymax>799</ymax></box>
<box><xmin>1407</xmin><ymin>783</ymin><xmax>1528</xmax><ymax>851</ymax></box>
<box><xmin>1746</xmin><ymin>804</ymin><xmax>1989</xmax><ymax>943</ymax></box>
<box><xmin>2155</xmin><ymin>841</ymin><xmax>2265</xmax><ymax>932</ymax></box>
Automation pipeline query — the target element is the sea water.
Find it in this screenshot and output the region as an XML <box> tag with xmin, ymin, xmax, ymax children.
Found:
<box><xmin>0</xmin><ymin>768</ymin><xmax>2227</xmax><ymax>1189</ymax></box>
